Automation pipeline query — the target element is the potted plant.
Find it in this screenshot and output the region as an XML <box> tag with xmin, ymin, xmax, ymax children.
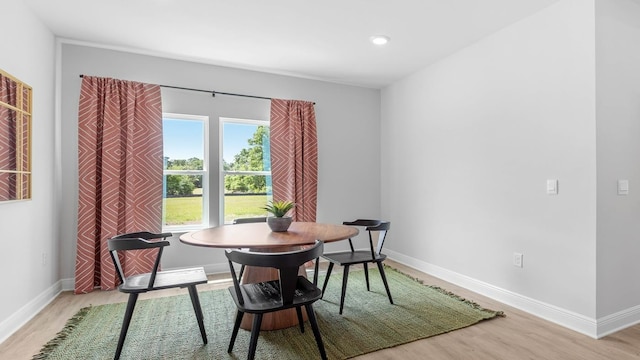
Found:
<box><xmin>262</xmin><ymin>200</ymin><xmax>295</xmax><ymax>232</ymax></box>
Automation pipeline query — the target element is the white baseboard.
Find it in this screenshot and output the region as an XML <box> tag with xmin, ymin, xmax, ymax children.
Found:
<box><xmin>384</xmin><ymin>249</ymin><xmax>599</xmax><ymax>339</ymax></box>
<box><xmin>0</xmin><ymin>281</ymin><xmax>62</xmax><ymax>344</ymax></box>
<box><xmin>7</xmin><ymin>256</ymin><xmax>640</xmax><ymax>345</ymax></box>
<box><xmin>61</xmin><ymin>277</ymin><xmax>74</xmax><ymax>291</ymax></box>
<box><xmin>596</xmin><ymin>304</ymin><xmax>640</xmax><ymax>338</ymax></box>
<box><xmin>202</xmin><ymin>262</ymin><xmax>231</xmax><ymax>275</ymax></box>
<box><xmin>1</xmin><ymin>261</ymin><xmax>231</xmax><ymax>344</ymax></box>
<box><xmin>207</xmin><ymin>254</ymin><xmax>640</xmax><ymax>338</ymax></box>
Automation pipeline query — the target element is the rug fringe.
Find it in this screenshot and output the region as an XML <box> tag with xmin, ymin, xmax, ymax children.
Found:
<box><xmin>31</xmin><ymin>306</ymin><xmax>93</xmax><ymax>359</ymax></box>
<box><xmin>383</xmin><ymin>264</ymin><xmax>506</xmax><ymax>317</ymax></box>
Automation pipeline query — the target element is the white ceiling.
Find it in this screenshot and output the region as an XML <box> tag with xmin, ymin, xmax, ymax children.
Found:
<box><xmin>25</xmin><ymin>0</ymin><xmax>560</xmax><ymax>88</ymax></box>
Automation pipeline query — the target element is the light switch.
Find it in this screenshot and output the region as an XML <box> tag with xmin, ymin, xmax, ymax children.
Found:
<box><xmin>618</xmin><ymin>179</ymin><xmax>629</xmax><ymax>195</ymax></box>
<box><xmin>547</xmin><ymin>179</ymin><xmax>558</xmax><ymax>195</ymax></box>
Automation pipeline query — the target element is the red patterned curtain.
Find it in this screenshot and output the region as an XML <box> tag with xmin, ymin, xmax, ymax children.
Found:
<box><xmin>75</xmin><ymin>76</ymin><xmax>163</xmax><ymax>294</ymax></box>
<box><xmin>270</xmin><ymin>99</ymin><xmax>317</xmax><ymax>222</ymax></box>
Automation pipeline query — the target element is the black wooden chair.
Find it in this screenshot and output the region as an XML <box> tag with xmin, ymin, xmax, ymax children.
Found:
<box><xmin>232</xmin><ymin>216</ymin><xmax>267</xmax><ymax>224</ymax></box>
<box><xmin>225</xmin><ymin>240</ymin><xmax>327</xmax><ymax>360</ymax></box>
<box><xmin>107</xmin><ymin>232</ymin><xmax>208</xmax><ymax>360</ymax></box>
<box><xmin>317</xmin><ymin>219</ymin><xmax>393</xmax><ymax>314</ymax></box>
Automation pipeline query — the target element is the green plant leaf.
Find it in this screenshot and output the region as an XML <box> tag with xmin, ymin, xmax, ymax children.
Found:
<box><xmin>262</xmin><ymin>200</ymin><xmax>295</xmax><ymax>217</ymax></box>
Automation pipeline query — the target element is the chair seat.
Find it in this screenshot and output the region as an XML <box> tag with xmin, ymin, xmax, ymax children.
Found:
<box><xmin>227</xmin><ymin>277</ymin><xmax>322</xmax><ymax>314</ymax></box>
<box><xmin>322</xmin><ymin>250</ymin><xmax>387</xmax><ymax>266</ymax></box>
<box><xmin>120</xmin><ymin>267</ymin><xmax>207</xmax><ymax>293</ymax></box>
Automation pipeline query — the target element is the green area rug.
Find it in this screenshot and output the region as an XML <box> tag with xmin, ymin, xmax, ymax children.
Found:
<box><xmin>33</xmin><ymin>267</ymin><xmax>504</xmax><ymax>359</ymax></box>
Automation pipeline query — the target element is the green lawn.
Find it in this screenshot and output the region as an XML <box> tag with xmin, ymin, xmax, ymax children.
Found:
<box><xmin>164</xmin><ymin>194</ymin><xmax>268</xmax><ymax>225</ymax></box>
<box><xmin>224</xmin><ymin>194</ymin><xmax>269</xmax><ymax>221</ymax></box>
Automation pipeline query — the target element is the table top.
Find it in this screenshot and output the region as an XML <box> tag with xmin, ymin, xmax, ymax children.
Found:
<box><xmin>179</xmin><ymin>221</ymin><xmax>359</xmax><ymax>249</ymax></box>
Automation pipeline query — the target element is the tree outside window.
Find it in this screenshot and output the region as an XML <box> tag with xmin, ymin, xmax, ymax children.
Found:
<box><xmin>221</xmin><ymin>118</ymin><xmax>271</xmax><ymax>223</ymax></box>
<box><xmin>162</xmin><ymin>114</ymin><xmax>208</xmax><ymax>230</ymax></box>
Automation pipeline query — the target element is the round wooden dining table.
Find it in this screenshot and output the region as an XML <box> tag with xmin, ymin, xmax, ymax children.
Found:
<box><xmin>180</xmin><ymin>221</ymin><xmax>359</xmax><ymax>330</ymax></box>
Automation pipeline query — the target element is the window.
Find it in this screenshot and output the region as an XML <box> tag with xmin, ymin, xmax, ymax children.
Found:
<box><xmin>0</xmin><ymin>69</ymin><xmax>31</xmax><ymax>201</ymax></box>
<box><xmin>162</xmin><ymin>113</ymin><xmax>208</xmax><ymax>230</ymax></box>
<box><xmin>220</xmin><ymin>117</ymin><xmax>271</xmax><ymax>224</ymax></box>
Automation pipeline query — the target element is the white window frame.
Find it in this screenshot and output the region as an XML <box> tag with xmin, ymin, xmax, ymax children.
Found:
<box><xmin>219</xmin><ymin>117</ymin><xmax>271</xmax><ymax>225</ymax></box>
<box><xmin>162</xmin><ymin>112</ymin><xmax>209</xmax><ymax>232</ymax></box>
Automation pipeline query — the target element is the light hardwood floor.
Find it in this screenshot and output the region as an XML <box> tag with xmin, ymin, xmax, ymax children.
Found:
<box><xmin>1</xmin><ymin>260</ymin><xmax>640</xmax><ymax>359</ymax></box>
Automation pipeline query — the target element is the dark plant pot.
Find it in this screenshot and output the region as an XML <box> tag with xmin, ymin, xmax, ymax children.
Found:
<box><xmin>267</xmin><ymin>216</ymin><xmax>292</xmax><ymax>232</ymax></box>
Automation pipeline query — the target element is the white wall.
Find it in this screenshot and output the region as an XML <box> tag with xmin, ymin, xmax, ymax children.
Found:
<box><xmin>59</xmin><ymin>44</ymin><xmax>381</xmax><ymax>278</ymax></box>
<box><xmin>0</xmin><ymin>0</ymin><xmax>57</xmax><ymax>343</ymax></box>
<box><xmin>382</xmin><ymin>0</ymin><xmax>598</xmax><ymax>331</ymax></box>
<box><xmin>595</xmin><ymin>0</ymin><xmax>640</xmax><ymax>318</ymax></box>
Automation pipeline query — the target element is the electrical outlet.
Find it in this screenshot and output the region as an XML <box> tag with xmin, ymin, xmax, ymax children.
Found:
<box><xmin>513</xmin><ymin>252</ymin><xmax>523</xmax><ymax>268</ymax></box>
<box><xmin>42</xmin><ymin>252</ymin><xmax>47</xmax><ymax>266</ymax></box>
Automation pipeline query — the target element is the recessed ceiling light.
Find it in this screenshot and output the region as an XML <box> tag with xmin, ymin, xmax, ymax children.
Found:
<box><xmin>370</xmin><ymin>35</ymin><xmax>390</xmax><ymax>46</ymax></box>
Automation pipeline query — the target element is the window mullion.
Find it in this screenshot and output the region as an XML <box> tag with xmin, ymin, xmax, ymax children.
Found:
<box><xmin>164</xmin><ymin>170</ymin><xmax>206</xmax><ymax>175</ymax></box>
<box><xmin>223</xmin><ymin>170</ymin><xmax>270</xmax><ymax>176</ymax></box>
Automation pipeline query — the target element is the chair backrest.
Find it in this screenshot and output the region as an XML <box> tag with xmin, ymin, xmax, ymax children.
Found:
<box><xmin>232</xmin><ymin>217</ymin><xmax>267</xmax><ymax>224</ymax></box>
<box><xmin>107</xmin><ymin>232</ymin><xmax>172</xmax><ymax>290</ymax></box>
<box><xmin>225</xmin><ymin>240</ymin><xmax>324</xmax><ymax>305</ymax></box>
<box><xmin>343</xmin><ymin>219</ymin><xmax>391</xmax><ymax>257</ymax></box>
<box><xmin>367</xmin><ymin>221</ymin><xmax>390</xmax><ymax>256</ymax></box>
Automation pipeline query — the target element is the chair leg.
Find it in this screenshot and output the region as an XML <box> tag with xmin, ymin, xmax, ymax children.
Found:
<box><xmin>248</xmin><ymin>314</ymin><xmax>263</xmax><ymax>360</ymax></box>
<box><xmin>321</xmin><ymin>262</ymin><xmax>334</xmax><ymax>298</ymax></box>
<box><xmin>114</xmin><ymin>293</ymin><xmax>138</xmax><ymax>360</ymax></box>
<box><xmin>296</xmin><ymin>306</ymin><xmax>305</xmax><ymax>333</ymax></box>
<box><xmin>339</xmin><ymin>265</ymin><xmax>350</xmax><ymax>315</ymax></box>
<box><xmin>305</xmin><ymin>304</ymin><xmax>327</xmax><ymax>360</ymax></box>
<box><xmin>187</xmin><ymin>285</ymin><xmax>207</xmax><ymax>344</ymax></box>
<box><xmin>363</xmin><ymin>262</ymin><xmax>370</xmax><ymax>291</ymax></box>
<box><xmin>228</xmin><ymin>310</ymin><xmax>244</xmax><ymax>353</ymax></box>
<box><xmin>376</xmin><ymin>261</ymin><xmax>394</xmax><ymax>304</ymax></box>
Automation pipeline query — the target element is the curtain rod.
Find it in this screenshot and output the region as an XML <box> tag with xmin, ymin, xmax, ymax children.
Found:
<box><xmin>78</xmin><ymin>75</ymin><xmax>315</xmax><ymax>104</ymax></box>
